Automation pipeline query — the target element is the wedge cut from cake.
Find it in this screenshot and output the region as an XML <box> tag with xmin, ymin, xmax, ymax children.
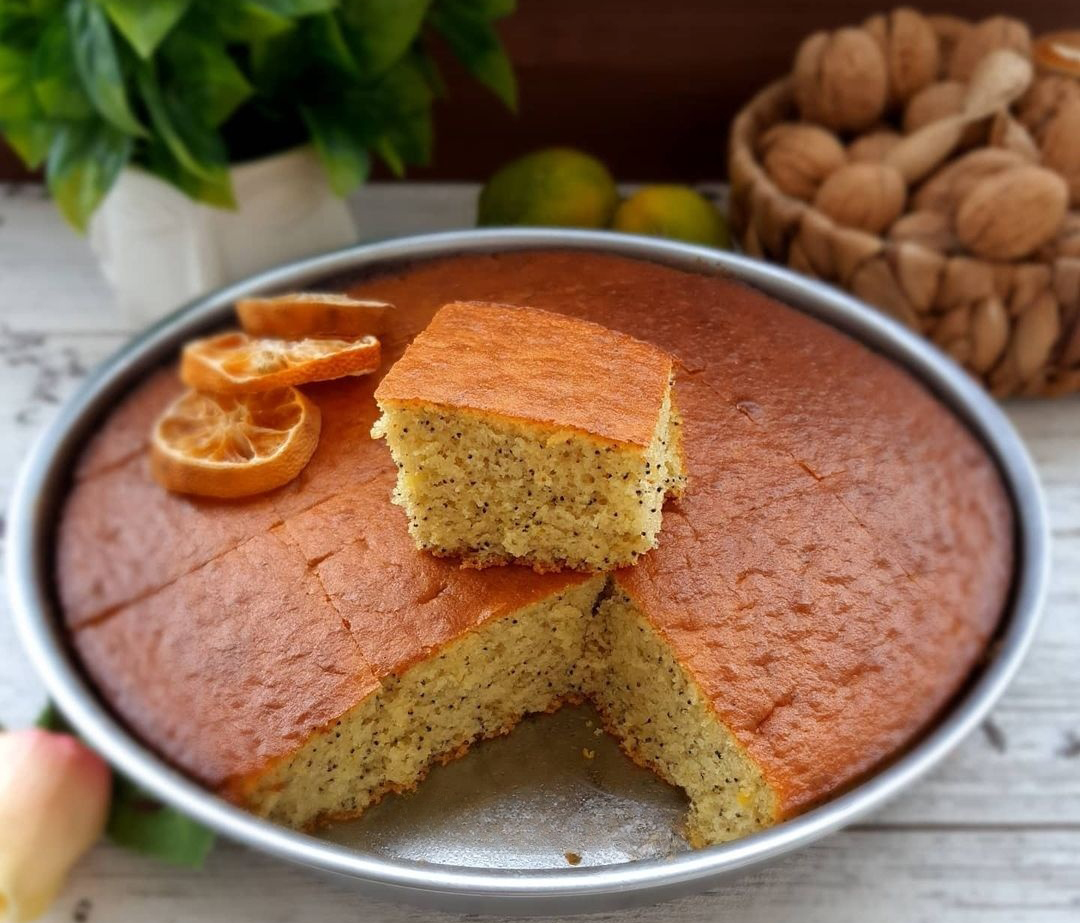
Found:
<box><xmin>70</xmin><ymin>475</ymin><xmax>774</xmax><ymax>843</ymax></box>
<box><xmin>371</xmin><ymin>301</ymin><xmax>685</xmax><ymax>572</ymax></box>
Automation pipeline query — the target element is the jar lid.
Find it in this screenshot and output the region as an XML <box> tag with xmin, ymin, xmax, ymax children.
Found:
<box><xmin>1034</xmin><ymin>30</ymin><xmax>1080</xmax><ymax>79</ymax></box>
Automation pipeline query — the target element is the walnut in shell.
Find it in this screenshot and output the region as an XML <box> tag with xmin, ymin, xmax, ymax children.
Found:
<box><xmin>954</xmin><ymin>165</ymin><xmax>1068</xmax><ymax>260</ymax></box>
<box><xmin>848</xmin><ymin>130</ymin><xmax>902</xmax><ymax>162</ymax></box>
<box><xmin>759</xmin><ymin>123</ymin><xmax>847</xmax><ymax>201</ymax></box>
<box><xmin>1040</xmin><ymin>98</ymin><xmax>1080</xmax><ymax>206</ymax></box>
<box><xmin>793</xmin><ymin>28</ymin><xmax>888</xmax><ymax>132</ymax></box>
<box><xmin>927</xmin><ymin>14</ymin><xmax>973</xmax><ymax>76</ymax></box>
<box><xmin>948</xmin><ymin>16</ymin><xmax>1031</xmax><ymax>82</ymax></box>
<box><xmin>913</xmin><ymin>148</ymin><xmax>1028</xmax><ymax>213</ymax></box>
<box><xmin>814</xmin><ymin>162</ymin><xmax>907</xmax><ymax>234</ymax></box>
<box><xmin>864</xmin><ymin>7</ymin><xmax>940</xmax><ymax>104</ymax></box>
<box><xmin>1017</xmin><ymin>75</ymin><xmax>1080</xmax><ymax>141</ymax></box>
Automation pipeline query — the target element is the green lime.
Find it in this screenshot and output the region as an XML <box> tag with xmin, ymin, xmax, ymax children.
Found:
<box><xmin>611</xmin><ymin>185</ymin><xmax>729</xmax><ymax>248</ymax></box>
<box><xmin>477</xmin><ymin>148</ymin><xmax>619</xmax><ymax>228</ymax></box>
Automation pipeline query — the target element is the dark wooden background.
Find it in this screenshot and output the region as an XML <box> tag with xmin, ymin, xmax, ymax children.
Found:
<box><xmin>1</xmin><ymin>1</ymin><xmax>1072</xmax><ymax>183</ymax></box>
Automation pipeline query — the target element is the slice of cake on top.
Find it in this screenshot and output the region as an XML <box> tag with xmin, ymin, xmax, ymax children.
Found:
<box><xmin>371</xmin><ymin>301</ymin><xmax>685</xmax><ymax>572</ymax></box>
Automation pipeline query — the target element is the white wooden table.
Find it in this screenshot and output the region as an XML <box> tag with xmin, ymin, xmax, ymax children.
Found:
<box><xmin>1</xmin><ymin>182</ymin><xmax>1078</xmax><ymax>922</ymax></box>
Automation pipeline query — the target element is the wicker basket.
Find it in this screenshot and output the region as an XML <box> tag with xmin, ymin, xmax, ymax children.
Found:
<box><xmin>729</xmin><ymin>78</ymin><xmax>1080</xmax><ymax>397</ymax></box>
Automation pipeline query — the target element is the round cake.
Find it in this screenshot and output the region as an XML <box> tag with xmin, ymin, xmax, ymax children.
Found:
<box><xmin>57</xmin><ymin>249</ymin><xmax>1014</xmax><ymax>847</ymax></box>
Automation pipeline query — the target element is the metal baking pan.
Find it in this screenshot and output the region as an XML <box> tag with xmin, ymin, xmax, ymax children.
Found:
<box><xmin>7</xmin><ymin>229</ymin><xmax>1050</xmax><ymax>914</ymax></box>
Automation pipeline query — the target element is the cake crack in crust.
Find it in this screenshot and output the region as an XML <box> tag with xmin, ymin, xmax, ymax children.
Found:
<box><xmin>59</xmin><ymin>250</ymin><xmax>1014</xmax><ymax>849</ymax></box>
<box><xmin>74</xmin><ymin>367</ymin><xmax>185</xmax><ymax>483</ymax></box>
<box><xmin>72</xmin><ymin>530</ymin><xmax>382</xmax><ymax>789</ymax></box>
<box><xmin>56</xmin><ymin>376</ymin><xmax>398</xmax><ymax>629</ymax></box>
<box><xmin>684</xmin><ymin>369</ymin><xmax>929</xmax><ymax>588</ymax></box>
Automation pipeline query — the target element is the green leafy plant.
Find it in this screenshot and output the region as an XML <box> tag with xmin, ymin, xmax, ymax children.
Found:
<box><xmin>0</xmin><ymin>0</ymin><xmax>517</xmax><ymax>229</ymax></box>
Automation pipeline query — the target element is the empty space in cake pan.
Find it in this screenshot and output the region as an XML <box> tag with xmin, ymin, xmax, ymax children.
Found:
<box><xmin>318</xmin><ymin>705</ymin><xmax>687</xmax><ymax>868</ymax></box>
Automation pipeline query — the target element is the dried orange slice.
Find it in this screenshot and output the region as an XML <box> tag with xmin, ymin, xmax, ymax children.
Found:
<box><xmin>180</xmin><ymin>332</ymin><xmax>380</xmax><ymax>394</ymax></box>
<box><xmin>150</xmin><ymin>388</ymin><xmax>321</xmax><ymax>498</ymax></box>
<box><xmin>236</xmin><ymin>293</ymin><xmax>391</xmax><ymax>339</ymax></box>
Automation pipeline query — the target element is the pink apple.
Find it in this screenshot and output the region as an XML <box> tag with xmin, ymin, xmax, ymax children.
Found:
<box><xmin>0</xmin><ymin>729</ymin><xmax>111</xmax><ymax>922</ymax></box>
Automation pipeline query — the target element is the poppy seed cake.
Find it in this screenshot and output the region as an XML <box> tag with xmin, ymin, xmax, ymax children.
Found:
<box><xmin>371</xmin><ymin>301</ymin><xmax>685</xmax><ymax>572</ymax></box>
<box><xmin>58</xmin><ymin>249</ymin><xmax>1013</xmax><ymax>851</ymax></box>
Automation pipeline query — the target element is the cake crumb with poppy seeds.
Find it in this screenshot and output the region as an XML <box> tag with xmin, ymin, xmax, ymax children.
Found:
<box><xmin>372</xmin><ymin>301</ymin><xmax>684</xmax><ymax>572</ymax></box>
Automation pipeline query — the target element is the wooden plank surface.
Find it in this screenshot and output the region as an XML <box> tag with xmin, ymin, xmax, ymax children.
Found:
<box><xmin>1</xmin><ymin>182</ymin><xmax>1078</xmax><ymax>921</ymax></box>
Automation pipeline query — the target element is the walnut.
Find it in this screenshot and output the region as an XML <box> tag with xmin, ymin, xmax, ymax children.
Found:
<box><xmin>793</xmin><ymin>28</ymin><xmax>888</xmax><ymax>132</ymax></box>
<box><xmin>1016</xmin><ymin>75</ymin><xmax>1080</xmax><ymax>141</ymax></box>
<box><xmin>903</xmin><ymin>80</ymin><xmax>985</xmax><ymax>149</ymax></box>
<box><xmin>954</xmin><ymin>165</ymin><xmax>1068</xmax><ymax>260</ymax></box>
<box><xmin>927</xmin><ymin>14</ymin><xmax>973</xmax><ymax>76</ymax></box>
<box><xmin>1040</xmin><ymin>99</ymin><xmax>1080</xmax><ymax>206</ymax></box>
<box><xmin>948</xmin><ymin>16</ymin><xmax>1031</xmax><ymax>82</ymax></box>
<box><xmin>814</xmin><ymin>162</ymin><xmax>907</xmax><ymax>234</ymax></box>
<box><xmin>864</xmin><ymin>7</ymin><xmax>940</xmax><ymax>104</ymax></box>
<box><xmin>848</xmin><ymin>130</ymin><xmax>902</xmax><ymax>162</ymax></box>
<box><xmin>759</xmin><ymin>123</ymin><xmax>847</xmax><ymax>201</ymax></box>
<box><xmin>913</xmin><ymin>148</ymin><xmax>1028</xmax><ymax>213</ymax></box>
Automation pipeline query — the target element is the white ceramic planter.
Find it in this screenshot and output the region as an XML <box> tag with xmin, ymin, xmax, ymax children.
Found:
<box><xmin>89</xmin><ymin>146</ymin><xmax>358</xmax><ymax>326</ymax></box>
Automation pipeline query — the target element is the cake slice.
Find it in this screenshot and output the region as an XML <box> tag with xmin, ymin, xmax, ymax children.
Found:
<box><xmin>73</xmin><ymin>513</ymin><xmax>609</xmax><ymax>831</ymax></box>
<box><xmin>371</xmin><ymin>301</ymin><xmax>685</xmax><ymax>572</ymax></box>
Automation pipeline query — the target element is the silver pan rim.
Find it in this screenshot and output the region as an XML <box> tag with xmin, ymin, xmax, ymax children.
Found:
<box><xmin>6</xmin><ymin>228</ymin><xmax>1050</xmax><ymax>913</ymax></box>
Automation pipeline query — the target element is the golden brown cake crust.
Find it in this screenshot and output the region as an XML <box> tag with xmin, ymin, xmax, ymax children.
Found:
<box><xmin>58</xmin><ymin>249</ymin><xmax>1014</xmax><ymax>818</ymax></box>
<box><xmin>73</xmin><ymin>530</ymin><xmax>381</xmax><ymax>793</ymax></box>
<box><xmin>374</xmin><ymin>301</ymin><xmax>673</xmax><ymax>446</ymax></box>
